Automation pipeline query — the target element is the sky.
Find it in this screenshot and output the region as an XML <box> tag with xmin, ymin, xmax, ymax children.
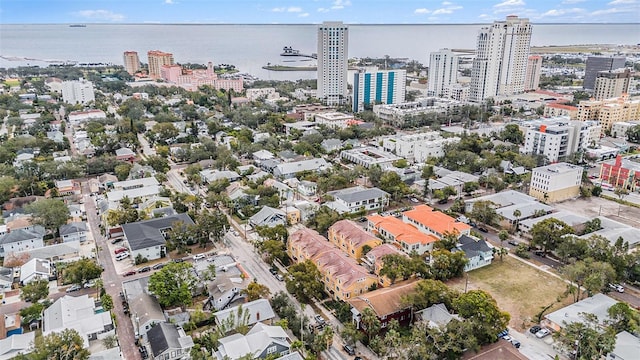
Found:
<box><xmin>1</xmin><ymin>0</ymin><xmax>639</xmax><ymax>24</ymax></box>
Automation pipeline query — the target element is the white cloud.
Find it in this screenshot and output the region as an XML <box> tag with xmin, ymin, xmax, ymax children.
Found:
<box><xmin>74</xmin><ymin>9</ymin><xmax>124</xmax><ymax>22</ymax></box>
<box><xmin>414</xmin><ymin>8</ymin><xmax>431</xmax><ymax>14</ymax></box>
<box><xmin>590</xmin><ymin>7</ymin><xmax>632</xmax><ymax>15</ymax></box>
<box><xmin>494</xmin><ymin>0</ymin><xmax>526</xmax><ymax>8</ymax></box>
<box><xmin>442</xmin><ymin>1</ymin><xmax>453</xmax><ymax>5</ymax></box>
<box><xmin>331</xmin><ymin>0</ymin><xmax>351</xmax><ymax>10</ymax></box>
<box><xmin>272</xmin><ymin>7</ymin><xmax>285</xmax><ymax>12</ymax></box>
<box><xmin>541</xmin><ymin>8</ymin><xmax>585</xmax><ymax>16</ymax></box>
<box><xmin>561</xmin><ymin>0</ymin><xmax>585</xmax><ymax>3</ymax></box>
<box><xmin>478</xmin><ymin>13</ymin><xmax>491</xmax><ymax>19</ymax></box>
<box><xmin>164</xmin><ymin>0</ymin><xmax>174</xmax><ymax>4</ymax></box>
<box><xmin>298</xmin><ymin>12</ymin><xmax>309</xmax><ymax>17</ymax></box>
<box><xmin>432</xmin><ymin>5</ymin><xmax>463</xmax><ymax>15</ymax></box>
<box><xmin>317</xmin><ymin>7</ymin><xmax>329</xmax><ymax>12</ymax></box>
<box><xmin>287</xmin><ymin>7</ymin><xmax>303</xmax><ymax>13</ymax></box>
<box><xmin>608</xmin><ymin>0</ymin><xmax>636</xmax><ymax>4</ymax></box>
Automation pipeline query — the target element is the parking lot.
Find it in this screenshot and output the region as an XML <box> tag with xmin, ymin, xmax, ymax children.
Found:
<box><xmin>553</xmin><ymin>195</ymin><xmax>640</xmax><ymax>229</ymax></box>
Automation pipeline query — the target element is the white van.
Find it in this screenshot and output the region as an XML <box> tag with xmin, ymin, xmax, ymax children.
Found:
<box><xmin>115</xmin><ymin>252</ymin><xmax>130</xmax><ymax>261</ymax></box>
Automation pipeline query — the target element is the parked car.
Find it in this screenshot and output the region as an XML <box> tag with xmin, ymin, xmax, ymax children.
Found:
<box><xmin>609</xmin><ymin>283</ymin><xmax>625</xmax><ymax>293</ymax></box>
<box><xmin>115</xmin><ymin>252</ymin><xmax>130</xmax><ymax>261</ymax></box>
<box><xmin>123</xmin><ymin>270</ymin><xmax>137</xmax><ymax>277</ymax></box>
<box><xmin>193</xmin><ymin>253</ymin><xmax>206</xmax><ymax>261</ymax></box>
<box><xmin>529</xmin><ymin>325</ymin><xmax>541</xmax><ymax>334</ymax></box>
<box><xmin>497</xmin><ymin>329</ymin><xmax>509</xmax><ymax>338</ymax></box>
<box><xmin>511</xmin><ymin>339</ymin><xmax>521</xmax><ymax>349</ymax></box>
<box><xmin>139</xmin><ymin>346</ymin><xmax>149</xmax><ymax>359</ymax></box>
<box><xmin>66</xmin><ymin>284</ymin><xmax>81</xmax><ymax>293</ymax></box>
<box><xmin>343</xmin><ymin>345</ymin><xmax>356</xmax><ymax>356</ymax></box>
<box><xmin>114</xmin><ymin>247</ymin><xmax>128</xmax><ymax>254</ymax></box>
<box><xmin>173</xmin><ymin>258</ymin><xmax>185</xmax><ymax>263</ymax></box>
<box><xmin>269</xmin><ymin>267</ymin><xmax>278</xmax><ymax>275</ymax></box>
<box><xmin>508</xmin><ymin>240</ymin><xmax>519</xmax><ymax>246</ymax></box>
<box><xmin>152</xmin><ymin>263</ymin><xmax>166</xmax><ymax>270</ymax></box>
<box><xmin>478</xmin><ymin>226</ymin><xmax>489</xmax><ymax>233</ymax></box>
<box><xmin>535</xmin><ymin>328</ymin><xmax>551</xmax><ymax>338</ymax></box>
<box><xmin>83</xmin><ymin>279</ymin><xmax>96</xmax><ymax>289</ymax></box>
<box><xmin>314</xmin><ymin>315</ymin><xmax>326</xmax><ymax>325</ymax></box>
<box><xmin>138</xmin><ymin>266</ymin><xmax>151</xmax><ymax>273</ymax></box>
<box><xmin>275</xmin><ymin>274</ymin><xmax>284</xmax><ymax>281</ymax></box>
<box><xmin>111</xmin><ymin>237</ymin><xmax>123</xmax><ymax>244</ymax></box>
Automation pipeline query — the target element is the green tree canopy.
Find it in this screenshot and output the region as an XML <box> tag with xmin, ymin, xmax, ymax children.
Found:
<box><xmin>64</xmin><ymin>258</ymin><xmax>103</xmax><ymax>286</ymax></box>
<box><xmin>285</xmin><ymin>260</ymin><xmax>324</xmax><ymax>302</ymax></box>
<box><xmin>555</xmin><ymin>313</ymin><xmax>616</xmax><ymax>360</ymax></box>
<box><xmin>470</xmin><ymin>200</ymin><xmax>498</xmax><ymax>227</ymax></box>
<box><xmin>402</xmin><ymin>279</ymin><xmax>459</xmax><ymax>310</ymax></box>
<box><xmin>148</xmin><ymin>261</ymin><xmax>198</xmax><ymax>308</ymax></box>
<box><xmin>20</xmin><ymin>279</ymin><xmax>50</xmax><ymax>303</ymax></box>
<box><xmin>453</xmin><ymin>290</ymin><xmax>510</xmax><ymax>344</ymax></box>
<box><xmin>24</xmin><ymin>198</ymin><xmax>69</xmax><ymax>235</ymax></box>
<box><xmin>27</xmin><ymin>328</ymin><xmax>90</xmax><ymax>360</ymax></box>
<box><xmin>530</xmin><ymin>218</ymin><xmax>575</xmax><ymax>252</ymax></box>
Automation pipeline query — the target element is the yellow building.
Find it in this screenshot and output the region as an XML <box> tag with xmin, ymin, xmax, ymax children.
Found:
<box><xmin>288</xmin><ymin>227</ymin><xmax>378</xmax><ymax>301</ymax></box>
<box><xmin>577</xmin><ymin>95</ymin><xmax>640</xmax><ymax>135</ymax></box>
<box><xmin>529</xmin><ymin>162</ymin><xmax>582</xmax><ymax>203</ymax></box>
<box><xmin>543</xmin><ymin>102</ymin><xmax>578</xmax><ymax>119</ymax></box>
<box><xmin>328</xmin><ymin>220</ymin><xmax>382</xmax><ymax>260</ymax></box>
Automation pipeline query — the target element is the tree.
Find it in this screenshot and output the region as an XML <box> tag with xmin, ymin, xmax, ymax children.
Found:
<box><xmin>101</xmin><ymin>293</ymin><xmax>114</xmax><ymax>311</ymax></box>
<box><xmin>102</xmin><ymin>334</ymin><xmax>118</xmax><ymax>349</ymax></box>
<box><xmin>512</xmin><ymin>209</ymin><xmax>522</xmax><ymax>232</ymax></box>
<box><xmin>20</xmin><ymin>279</ymin><xmax>50</xmax><ymax>303</ymax></box>
<box><xmin>194</xmin><ymin>210</ymin><xmax>229</xmax><ymax>246</ymax></box>
<box><xmin>463</xmin><ymin>182</ymin><xmax>479</xmax><ymax>195</ymax></box>
<box><xmin>379</xmin><ymin>171</ymin><xmax>408</xmax><ymax>200</ymax></box>
<box><xmin>403</xmin><ymin>279</ymin><xmax>458</xmax><ymax>310</ymax></box>
<box><xmin>607</xmin><ymin>302</ymin><xmax>640</xmax><ymax>334</ymax></box>
<box><xmin>258</xmin><ymin>239</ymin><xmax>288</xmax><ymax>265</ymax></box>
<box><xmin>341</xmin><ymin>321</ymin><xmax>364</xmax><ymax>346</ymax></box>
<box><xmin>255</xmin><ymin>224</ymin><xmax>288</xmax><ymax>242</ymax></box>
<box><xmin>29</xmin><ymin>328</ymin><xmax>90</xmax><ymax>360</ymax></box>
<box><xmin>148</xmin><ymin>262</ymin><xmax>198</xmax><ymax>308</ymax></box>
<box><xmin>360</xmin><ymin>307</ymin><xmax>382</xmax><ymax>342</ymax></box>
<box><xmin>435</xmin><ymin>231</ymin><xmax>460</xmax><ymax>251</ymax></box>
<box><xmin>285</xmin><ymin>260</ymin><xmax>324</xmax><ymax>302</ymax></box>
<box><xmin>470</xmin><ymin>200</ymin><xmax>498</xmax><ymax>227</ymax></box>
<box><xmin>152</xmin><ymin>122</ymin><xmax>180</xmax><ymax>143</ymax></box>
<box><xmin>311</xmin><ymin>325</ymin><xmax>334</xmax><ymax>354</ymax></box>
<box><xmin>242</xmin><ymin>280</ymin><xmax>270</xmax><ymax>301</ymax></box>
<box><xmin>431</xmin><ymin>249</ymin><xmax>468</xmax><ymax>281</ymax></box>
<box><xmin>24</xmin><ymin>198</ymin><xmax>69</xmax><ymax>236</ymax></box>
<box><xmin>379</xmin><ymin>254</ymin><xmax>414</xmax><ymax>284</ymax></box>
<box><xmin>426</xmin><ymin>319</ymin><xmax>479</xmax><ymax>359</ymax></box>
<box><xmin>498</xmin><ymin>230</ymin><xmax>509</xmax><ymax>245</ymax></box>
<box><xmin>114</xmin><ymin>163</ymin><xmax>132</xmax><ymax>181</ymax></box>
<box><xmin>144</xmin><ymin>155</ymin><xmax>170</xmax><ymax>173</ymax></box>
<box><xmin>555</xmin><ymin>313</ymin><xmax>616</xmax><ymax>360</ymax></box>
<box><xmin>563</xmin><ymin>259</ymin><xmax>616</xmax><ymax>302</ymax></box>
<box><xmin>64</xmin><ymin>258</ymin><xmax>103</xmax><ymax>286</ymax></box>
<box><xmin>530</xmin><ymin>218</ymin><xmax>574</xmax><ymax>253</ymax></box>
<box><xmin>453</xmin><ymin>290</ymin><xmax>510</xmax><ymax>344</ymax></box>
<box><xmin>500</xmin><ymin>124</ymin><xmax>524</xmax><ymax>144</ymax></box>
<box><xmin>627</xmin><ymin>125</ymin><xmax>640</xmax><ymax>143</ymax></box>
<box><xmin>20</xmin><ymin>302</ymin><xmax>45</xmax><ymax>324</ymax></box>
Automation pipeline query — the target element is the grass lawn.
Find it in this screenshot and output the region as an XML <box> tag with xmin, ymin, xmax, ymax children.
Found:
<box><xmin>4</xmin><ymin>79</ymin><xmax>20</xmax><ymax>86</ymax></box>
<box><xmin>448</xmin><ymin>256</ymin><xmax>574</xmax><ymax>331</ymax></box>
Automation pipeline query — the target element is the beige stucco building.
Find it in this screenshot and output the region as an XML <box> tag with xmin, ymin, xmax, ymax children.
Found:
<box><xmin>529</xmin><ymin>162</ymin><xmax>582</xmax><ymax>203</ymax></box>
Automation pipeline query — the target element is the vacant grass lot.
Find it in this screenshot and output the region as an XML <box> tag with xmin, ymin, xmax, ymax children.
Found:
<box><xmin>448</xmin><ymin>256</ymin><xmax>574</xmax><ymax>331</ymax></box>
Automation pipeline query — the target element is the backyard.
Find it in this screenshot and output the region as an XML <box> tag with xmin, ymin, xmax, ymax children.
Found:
<box><xmin>448</xmin><ymin>256</ymin><xmax>574</xmax><ymax>331</ymax></box>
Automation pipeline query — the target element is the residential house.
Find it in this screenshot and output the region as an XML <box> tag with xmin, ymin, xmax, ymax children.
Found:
<box><xmin>214</xmin><ymin>299</ymin><xmax>276</xmax><ymax>330</ymax></box>
<box><xmin>215</xmin><ymin>323</ymin><xmax>292</xmax><ymax>360</ymax></box>
<box><xmin>297</xmin><ymin>181</ymin><xmax>317</xmax><ymax>197</ymax></box>
<box><xmin>543</xmin><ymin>293</ymin><xmax>618</xmax><ymax>332</ymax></box>
<box><xmin>0</xmin><ymin>225</ymin><xmax>45</xmax><ymax>258</ymax></box>
<box><xmin>46</xmin><ymin>130</ymin><xmax>64</xmax><ymax>143</ymax></box>
<box><xmin>326</xmin><ymin>186</ymin><xmax>390</xmax><ymax>214</ymax></box>
<box><xmin>200</xmin><ymin>169</ymin><xmax>241</xmax><ymax>184</ymax></box>
<box><xmin>609</xmin><ymin>331</ymin><xmax>640</xmax><ymax>360</ymax></box>
<box><xmin>415</xmin><ymin>303</ymin><xmax>459</xmax><ymax>328</ymax></box>
<box><xmin>106</xmin><ymin>177</ymin><xmax>162</xmax><ymax>208</ymax></box>
<box><xmin>367</xmin><ymin>214</ymin><xmax>439</xmax><ymax>255</ymax></box>
<box><xmin>98</xmin><ymin>173</ymin><xmax>118</xmax><ymax>189</ymax></box>
<box><xmin>264</xmin><ymin>179</ymin><xmax>294</xmax><ymax>202</ymax></box>
<box><xmin>0</xmin><ymin>332</ymin><xmax>35</xmax><ymax>360</ymax></box>
<box><xmin>147</xmin><ymin>322</ymin><xmax>194</xmax><ymax>360</ymax></box>
<box><xmin>115</xmin><ymin>147</ymin><xmax>136</xmax><ymax>162</ymax></box>
<box><xmin>403</xmin><ymin>205</ymin><xmax>471</xmax><ymax>239</ymax></box>
<box><xmin>328</xmin><ymin>220</ymin><xmax>381</xmax><ymax>260</ymax></box>
<box><xmin>273</xmin><ymin>158</ymin><xmax>328</xmax><ymax>179</ymax></box>
<box><xmin>55</xmin><ymin>179</ymin><xmax>80</xmax><ymax>196</ymax></box>
<box><xmin>349</xmin><ymin>280</ymin><xmax>419</xmax><ymax>330</ymax></box>
<box><xmin>122</xmin><ymin>213</ymin><xmax>194</xmax><ymax>261</ymax></box>
<box><xmin>16</xmin><ymin>241</ymin><xmax>81</xmax><ymax>263</ymax></box>
<box><xmin>321</xmin><ymin>138</ymin><xmax>344</xmax><ymax>153</ymax></box>
<box><xmin>288</xmin><ymin>227</ymin><xmax>378</xmax><ymax>301</ymax></box>
<box><xmin>252</xmin><ymin>150</ymin><xmax>275</xmax><ymax>163</ymax></box>
<box><xmin>19</xmin><ymin>258</ymin><xmax>52</xmax><ymax>284</ymax></box>
<box><xmin>122</xmin><ymin>277</ymin><xmax>166</xmax><ymax>340</ymax></box>
<box><xmin>59</xmin><ymin>222</ymin><xmax>88</xmax><ymax>243</ymax></box>
<box><xmin>204</xmin><ymin>255</ymin><xmax>249</xmax><ymax>311</ymax></box>
<box><xmin>453</xmin><ymin>235</ymin><xmax>494</xmax><ymax>272</ymax></box>
<box><xmin>43</xmin><ymin>294</ymin><xmax>114</xmax><ymax>347</ymax></box>
<box><xmin>361</xmin><ymin>244</ymin><xmax>408</xmax><ymax>287</ymax></box>
<box><xmin>249</xmin><ymin>206</ymin><xmax>287</xmax><ymax>229</ymax></box>
<box><xmin>68</xmin><ymin>204</ymin><xmax>84</xmax><ymax>220</ymax></box>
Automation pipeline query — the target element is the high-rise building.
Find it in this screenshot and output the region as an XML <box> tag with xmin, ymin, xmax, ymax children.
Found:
<box><xmin>593</xmin><ymin>69</ymin><xmax>631</xmax><ymax>101</ymax></box>
<box><xmin>522</xmin><ymin>117</ymin><xmax>601</xmax><ymax>162</ymax></box>
<box><xmin>61</xmin><ymin>78</ymin><xmax>95</xmax><ymax>105</ymax></box>
<box><xmin>524</xmin><ymin>55</ymin><xmax>542</xmax><ymax>91</ymax></box>
<box><xmin>469</xmin><ymin>16</ymin><xmax>532</xmax><ymax>103</ymax></box>
<box><xmin>427</xmin><ymin>49</ymin><xmax>459</xmax><ymax>97</ymax></box>
<box><xmin>583</xmin><ymin>56</ymin><xmax>626</xmax><ymax>90</ymax></box>
<box><xmin>317</xmin><ymin>21</ymin><xmax>348</xmax><ymax>106</ymax></box>
<box><xmin>147</xmin><ymin>50</ymin><xmax>174</xmax><ymax>79</ymax></box>
<box><xmin>123</xmin><ymin>51</ymin><xmax>140</xmax><ymax>75</ymax></box>
<box><xmin>353</xmin><ymin>68</ymin><xmax>406</xmax><ymax>112</ymax></box>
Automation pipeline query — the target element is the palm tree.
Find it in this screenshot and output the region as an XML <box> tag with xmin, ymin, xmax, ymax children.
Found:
<box><xmin>512</xmin><ymin>209</ymin><xmax>522</xmax><ymax>233</ymax></box>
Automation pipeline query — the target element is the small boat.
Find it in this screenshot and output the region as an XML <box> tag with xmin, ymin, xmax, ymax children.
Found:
<box><xmin>69</xmin><ymin>24</ymin><xmax>86</xmax><ymax>28</ymax></box>
<box><xmin>281</xmin><ymin>46</ymin><xmax>301</xmax><ymax>56</ymax></box>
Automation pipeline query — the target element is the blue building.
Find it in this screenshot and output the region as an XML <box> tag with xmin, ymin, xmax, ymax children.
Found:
<box><xmin>353</xmin><ymin>68</ymin><xmax>406</xmax><ymax>113</ymax></box>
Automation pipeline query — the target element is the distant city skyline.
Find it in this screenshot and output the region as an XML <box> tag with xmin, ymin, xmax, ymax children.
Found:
<box><xmin>2</xmin><ymin>0</ymin><xmax>640</xmax><ymax>24</ymax></box>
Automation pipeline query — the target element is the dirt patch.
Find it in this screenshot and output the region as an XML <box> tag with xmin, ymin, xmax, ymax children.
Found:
<box><xmin>448</xmin><ymin>257</ymin><xmax>573</xmax><ymax>331</ymax></box>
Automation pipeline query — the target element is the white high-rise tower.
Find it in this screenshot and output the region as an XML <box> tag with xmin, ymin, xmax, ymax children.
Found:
<box><xmin>427</xmin><ymin>49</ymin><xmax>459</xmax><ymax>97</ymax></box>
<box><xmin>469</xmin><ymin>15</ymin><xmax>532</xmax><ymax>103</ymax></box>
<box><xmin>317</xmin><ymin>21</ymin><xmax>349</xmax><ymax>106</ymax></box>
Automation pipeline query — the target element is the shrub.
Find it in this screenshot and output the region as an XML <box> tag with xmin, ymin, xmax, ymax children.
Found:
<box><xmin>514</xmin><ymin>244</ymin><xmax>530</xmax><ymax>259</ymax></box>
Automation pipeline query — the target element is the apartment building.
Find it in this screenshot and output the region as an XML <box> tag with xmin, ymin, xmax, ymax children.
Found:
<box><xmin>529</xmin><ymin>163</ymin><xmax>582</xmax><ymax>203</ymax></box>
<box><xmin>403</xmin><ymin>205</ymin><xmax>471</xmax><ymax>238</ymax></box>
<box><xmin>367</xmin><ymin>214</ymin><xmax>438</xmax><ymax>255</ymax></box>
<box><xmin>317</xmin><ymin>21</ymin><xmax>348</xmax><ymax>106</ymax></box>
<box><xmin>314</xmin><ymin>112</ymin><xmax>355</xmax><ymax>129</ymax></box>
<box><xmin>61</xmin><ymin>78</ymin><xmax>95</xmax><ymax>105</ymax></box>
<box><xmin>327</xmin><ymin>220</ymin><xmax>381</xmax><ymax>260</ymax></box>
<box><xmin>525</xmin><ymin>55</ymin><xmax>542</xmax><ymax>91</ymax></box>
<box><xmin>325</xmin><ymin>186</ymin><xmax>390</xmax><ymax>214</ymax></box>
<box><xmin>340</xmin><ymin>147</ymin><xmax>401</xmax><ymax>168</ymax></box>
<box><xmin>594</xmin><ymin>69</ymin><xmax>632</xmax><ymax>101</ymax></box>
<box><xmin>583</xmin><ymin>56</ymin><xmax>626</xmax><ymax>90</ymax></box>
<box><xmin>577</xmin><ymin>95</ymin><xmax>640</xmax><ymax>133</ymax></box>
<box><xmin>353</xmin><ymin>68</ymin><xmax>406</xmax><ymax>112</ymax></box>
<box><xmin>427</xmin><ymin>49</ymin><xmax>459</xmax><ymax>98</ymax></box>
<box><xmin>522</xmin><ymin>117</ymin><xmax>601</xmax><ymax>162</ymax></box>
<box><xmin>148</xmin><ymin>50</ymin><xmax>174</xmax><ymax>79</ymax></box>
<box><xmin>373</xmin><ymin>97</ymin><xmax>460</xmax><ymax>127</ymax></box>
<box><xmin>543</xmin><ymin>103</ymin><xmax>578</xmax><ymax>119</ymax></box>
<box><xmin>123</xmin><ymin>51</ymin><xmax>140</xmax><ymax>75</ymax></box>
<box><xmin>382</xmin><ymin>132</ymin><xmax>460</xmax><ymax>163</ymax></box>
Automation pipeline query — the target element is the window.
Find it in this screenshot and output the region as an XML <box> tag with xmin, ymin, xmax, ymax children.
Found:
<box><xmin>267</xmin><ymin>346</ymin><xmax>277</xmax><ymax>354</ymax></box>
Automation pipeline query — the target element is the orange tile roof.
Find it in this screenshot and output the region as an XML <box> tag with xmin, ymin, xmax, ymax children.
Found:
<box><xmin>289</xmin><ymin>227</ymin><xmax>332</xmax><ymax>259</ymax></box>
<box><xmin>368</xmin><ymin>214</ymin><xmax>439</xmax><ymax>245</ymax></box>
<box><xmin>547</xmin><ymin>102</ymin><xmax>578</xmax><ymax>111</ymax></box>
<box><xmin>330</xmin><ymin>220</ymin><xmax>379</xmax><ymax>247</ymax></box>
<box><xmin>402</xmin><ymin>205</ymin><xmax>471</xmax><ymax>235</ymax></box>
<box><xmin>348</xmin><ymin>280</ymin><xmax>419</xmax><ymax>317</ymax></box>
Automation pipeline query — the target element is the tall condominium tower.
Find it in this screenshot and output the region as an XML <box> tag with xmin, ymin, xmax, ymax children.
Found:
<box><xmin>583</xmin><ymin>56</ymin><xmax>627</xmax><ymax>90</ymax></box>
<box><xmin>123</xmin><ymin>51</ymin><xmax>140</xmax><ymax>75</ymax></box>
<box><xmin>353</xmin><ymin>68</ymin><xmax>406</xmax><ymax>112</ymax></box>
<box><xmin>317</xmin><ymin>21</ymin><xmax>349</xmax><ymax>106</ymax></box>
<box><xmin>524</xmin><ymin>55</ymin><xmax>542</xmax><ymax>91</ymax></box>
<box><xmin>147</xmin><ymin>50</ymin><xmax>174</xmax><ymax>79</ymax></box>
<box><xmin>594</xmin><ymin>69</ymin><xmax>631</xmax><ymax>101</ymax></box>
<box><xmin>61</xmin><ymin>78</ymin><xmax>95</xmax><ymax>105</ymax></box>
<box><xmin>469</xmin><ymin>15</ymin><xmax>533</xmax><ymax>103</ymax></box>
<box><xmin>427</xmin><ymin>49</ymin><xmax>459</xmax><ymax>97</ymax></box>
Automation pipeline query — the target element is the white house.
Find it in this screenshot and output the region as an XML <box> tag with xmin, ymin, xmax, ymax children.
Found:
<box><xmin>249</xmin><ymin>206</ymin><xmax>287</xmax><ymax>228</ymax></box>
<box><xmin>20</xmin><ymin>258</ymin><xmax>52</xmax><ymax>284</ymax></box>
<box><xmin>0</xmin><ymin>332</ymin><xmax>35</xmax><ymax>360</ymax></box>
<box><xmin>122</xmin><ymin>213</ymin><xmax>194</xmax><ymax>261</ymax></box>
<box><xmin>0</xmin><ymin>225</ymin><xmax>45</xmax><ymax>258</ymax></box>
<box><xmin>43</xmin><ymin>295</ymin><xmax>114</xmax><ymax>347</ymax></box>
<box><xmin>215</xmin><ymin>322</ymin><xmax>291</xmax><ymax>360</ymax></box>
<box><xmin>147</xmin><ymin>322</ymin><xmax>194</xmax><ymax>360</ymax></box>
<box><xmin>273</xmin><ymin>158</ymin><xmax>328</xmax><ymax>179</ymax></box>
<box><xmin>325</xmin><ymin>186</ymin><xmax>390</xmax><ymax>214</ymax></box>
<box><xmin>453</xmin><ymin>235</ymin><xmax>494</xmax><ymax>272</ymax></box>
<box><xmin>59</xmin><ymin>222</ymin><xmax>88</xmax><ymax>243</ymax></box>
<box><xmin>122</xmin><ymin>277</ymin><xmax>166</xmax><ymax>340</ymax></box>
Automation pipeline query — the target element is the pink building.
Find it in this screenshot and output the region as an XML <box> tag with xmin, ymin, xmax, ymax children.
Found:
<box><xmin>161</xmin><ymin>65</ymin><xmax>183</xmax><ymax>83</ymax></box>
